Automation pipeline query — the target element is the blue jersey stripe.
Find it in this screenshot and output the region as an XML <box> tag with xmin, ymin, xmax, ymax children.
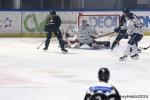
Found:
<box><xmin>90</xmin><ymin>86</ymin><xmax>113</xmax><ymax>93</ymax></box>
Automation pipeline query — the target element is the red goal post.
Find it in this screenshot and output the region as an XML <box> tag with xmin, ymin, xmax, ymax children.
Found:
<box><xmin>78</xmin><ymin>13</ymin><xmax>120</xmax><ymax>34</ymax></box>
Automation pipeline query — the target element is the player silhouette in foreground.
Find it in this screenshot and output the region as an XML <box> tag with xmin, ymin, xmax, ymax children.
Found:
<box><xmin>43</xmin><ymin>10</ymin><xmax>68</xmax><ymax>53</ymax></box>
<box><xmin>84</xmin><ymin>68</ymin><xmax>121</xmax><ymax>100</ymax></box>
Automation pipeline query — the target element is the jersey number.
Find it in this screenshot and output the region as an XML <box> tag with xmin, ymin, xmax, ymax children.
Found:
<box><xmin>90</xmin><ymin>93</ymin><xmax>116</xmax><ymax>100</ymax></box>
<box><xmin>134</xmin><ymin>23</ymin><xmax>142</xmax><ymax>29</ymax></box>
<box><xmin>90</xmin><ymin>93</ymin><xmax>108</xmax><ymax>100</ymax></box>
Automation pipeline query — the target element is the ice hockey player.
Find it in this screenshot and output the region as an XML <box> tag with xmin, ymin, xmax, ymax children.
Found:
<box><xmin>63</xmin><ymin>20</ymin><xmax>99</xmax><ymax>48</ymax></box>
<box><xmin>78</xmin><ymin>20</ymin><xmax>96</xmax><ymax>47</ymax></box>
<box><xmin>84</xmin><ymin>68</ymin><xmax>121</xmax><ymax>100</ymax></box>
<box><xmin>119</xmin><ymin>18</ymin><xmax>143</xmax><ymax>61</ymax></box>
<box><xmin>111</xmin><ymin>8</ymin><xmax>141</xmax><ymax>50</ymax></box>
<box><xmin>43</xmin><ymin>10</ymin><xmax>68</xmax><ymax>53</ymax></box>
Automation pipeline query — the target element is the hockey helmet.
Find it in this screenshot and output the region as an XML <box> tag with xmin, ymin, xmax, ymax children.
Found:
<box><xmin>98</xmin><ymin>68</ymin><xmax>110</xmax><ymax>82</ymax></box>
<box><xmin>123</xmin><ymin>8</ymin><xmax>130</xmax><ymax>14</ymax></box>
<box><xmin>50</xmin><ymin>10</ymin><xmax>56</xmax><ymax>15</ymax></box>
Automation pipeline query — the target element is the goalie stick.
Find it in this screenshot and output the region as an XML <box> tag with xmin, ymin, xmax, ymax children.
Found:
<box><xmin>139</xmin><ymin>45</ymin><xmax>150</xmax><ymax>50</ymax></box>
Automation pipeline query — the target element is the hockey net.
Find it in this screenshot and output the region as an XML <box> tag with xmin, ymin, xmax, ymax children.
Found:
<box><xmin>78</xmin><ymin>13</ymin><xmax>120</xmax><ymax>35</ymax></box>
<box><xmin>62</xmin><ymin>13</ymin><xmax>120</xmax><ymax>48</ymax></box>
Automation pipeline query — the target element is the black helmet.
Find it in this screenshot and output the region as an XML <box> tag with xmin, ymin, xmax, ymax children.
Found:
<box><xmin>123</xmin><ymin>8</ymin><xmax>130</xmax><ymax>14</ymax></box>
<box><xmin>50</xmin><ymin>10</ymin><xmax>56</xmax><ymax>15</ymax></box>
<box><xmin>98</xmin><ymin>68</ymin><xmax>110</xmax><ymax>82</ymax></box>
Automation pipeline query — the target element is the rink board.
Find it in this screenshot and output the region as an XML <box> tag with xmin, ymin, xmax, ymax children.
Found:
<box><xmin>0</xmin><ymin>11</ymin><xmax>150</xmax><ymax>36</ymax></box>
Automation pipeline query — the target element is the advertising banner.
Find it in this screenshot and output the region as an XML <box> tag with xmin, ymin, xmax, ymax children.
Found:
<box><xmin>0</xmin><ymin>11</ymin><xmax>150</xmax><ymax>35</ymax></box>
<box><xmin>0</xmin><ymin>11</ymin><xmax>21</xmax><ymax>34</ymax></box>
<box><xmin>22</xmin><ymin>11</ymin><xmax>78</xmax><ymax>33</ymax></box>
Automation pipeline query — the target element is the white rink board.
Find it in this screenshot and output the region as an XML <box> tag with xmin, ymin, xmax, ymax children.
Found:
<box><xmin>0</xmin><ymin>11</ymin><xmax>21</xmax><ymax>33</ymax></box>
<box><xmin>22</xmin><ymin>11</ymin><xmax>150</xmax><ymax>34</ymax></box>
<box><xmin>22</xmin><ymin>11</ymin><xmax>78</xmax><ymax>33</ymax></box>
<box><xmin>78</xmin><ymin>11</ymin><xmax>150</xmax><ymax>34</ymax></box>
<box><xmin>22</xmin><ymin>11</ymin><xmax>48</xmax><ymax>33</ymax></box>
<box><xmin>0</xmin><ymin>11</ymin><xmax>150</xmax><ymax>34</ymax></box>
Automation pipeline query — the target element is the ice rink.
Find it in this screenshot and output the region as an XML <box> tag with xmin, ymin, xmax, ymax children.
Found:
<box><xmin>0</xmin><ymin>37</ymin><xmax>150</xmax><ymax>100</ymax></box>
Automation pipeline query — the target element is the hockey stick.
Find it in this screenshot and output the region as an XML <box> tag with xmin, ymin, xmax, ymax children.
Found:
<box><xmin>36</xmin><ymin>14</ymin><xmax>48</xmax><ymax>49</ymax></box>
<box><xmin>36</xmin><ymin>41</ymin><xmax>45</xmax><ymax>49</ymax></box>
<box><xmin>91</xmin><ymin>32</ymin><xmax>115</xmax><ymax>39</ymax></box>
<box><xmin>139</xmin><ymin>45</ymin><xmax>150</xmax><ymax>50</ymax></box>
<box><xmin>106</xmin><ymin>31</ymin><xmax>115</xmax><ymax>41</ymax></box>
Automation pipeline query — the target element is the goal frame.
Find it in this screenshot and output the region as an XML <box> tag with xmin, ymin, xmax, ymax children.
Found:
<box><xmin>77</xmin><ymin>13</ymin><xmax>120</xmax><ymax>34</ymax></box>
<box><xmin>78</xmin><ymin>13</ymin><xmax>120</xmax><ymax>26</ymax></box>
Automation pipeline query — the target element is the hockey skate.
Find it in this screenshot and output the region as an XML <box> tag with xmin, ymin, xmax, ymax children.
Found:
<box><xmin>43</xmin><ymin>47</ymin><xmax>48</xmax><ymax>51</ymax></box>
<box><xmin>61</xmin><ymin>49</ymin><xmax>68</xmax><ymax>54</ymax></box>
<box><xmin>130</xmin><ymin>54</ymin><xmax>139</xmax><ymax>60</ymax></box>
<box><xmin>138</xmin><ymin>49</ymin><xmax>142</xmax><ymax>53</ymax></box>
<box><xmin>119</xmin><ymin>55</ymin><xmax>127</xmax><ymax>61</ymax></box>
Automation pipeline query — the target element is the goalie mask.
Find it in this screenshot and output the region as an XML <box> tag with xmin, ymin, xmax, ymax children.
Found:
<box><xmin>82</xmin><ymin>20</ymin><xmax>88</xmax><ymax>27</ymax></box>
<box><xmin>98</xmin><ymin>68</ymin><xmax>110</xmax><ymax>83</ymax></box>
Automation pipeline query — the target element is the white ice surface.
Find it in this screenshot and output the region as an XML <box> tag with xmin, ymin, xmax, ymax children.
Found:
<box><xmin>0</xmin><ymin>37</ymin><xmax>150</xmax><ymax>100</ymax></box>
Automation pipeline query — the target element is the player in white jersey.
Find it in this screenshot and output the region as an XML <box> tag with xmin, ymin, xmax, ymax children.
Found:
<box><xmin>111</xmin><ymin>8</ymin><xmax>142</xmax><ymax>51</ymax></box>
<box><xmin>78</xmin><ymin>20</ymin><xmax>96</xmax><ymax>46</ymax></box>
<box><xmin>84</xmin><ymin>68</ymin><xmax>121</xmax><ymax>100</ymax></box>
<box><xmin>123</xmin><ymin>8</ymin><xmax>141</xmax><ymax>23</ymax></box>
<box><xmin>63</xmin><ymin>20</ymin><xmax>99</xmax><ymax>48</ymax></box>
<box><xmin>119</xmin><ymin>18</ymin><xmax>143</xmax><ymax>61</ymax></box>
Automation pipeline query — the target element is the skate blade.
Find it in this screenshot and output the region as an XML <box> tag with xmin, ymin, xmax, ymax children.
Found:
<box><xmin>62</xmin><ymin>51</ymin><xmax>68</xmax><ymax>54</ymax></box>
<box><xmin>131</xmin><ymin>57</ymin><xmax>139</xmax><ymax>60</ymax></box>
<box><xmin>119</xmin><ymin>58</ymin><xmax>127</xmax><ymax>61</ymax></box>
<box><xmin>43</xmin><ymin>50</ymin><xmax>48</xmax><ymax>52</ymax></box>
<box><xmin>119</xmin><ymin>59</ymin><xmax>126</xmax><ymax>61</ymax></box>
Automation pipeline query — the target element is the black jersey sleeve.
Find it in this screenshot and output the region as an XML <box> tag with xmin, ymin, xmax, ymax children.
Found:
<box><xmin>53</xmin><ymin>15</ymin><xmax>61</xmax><ymax>28</ymax></box>
<box><xmin>112</xmin><ymin>86</ymin><xmax>121</xmax><ymax>100</ymax></box>
<box><xmin>84</xmin><ymin>93</ymin><xmax>91</xmax><ymax>100</ymax></box>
